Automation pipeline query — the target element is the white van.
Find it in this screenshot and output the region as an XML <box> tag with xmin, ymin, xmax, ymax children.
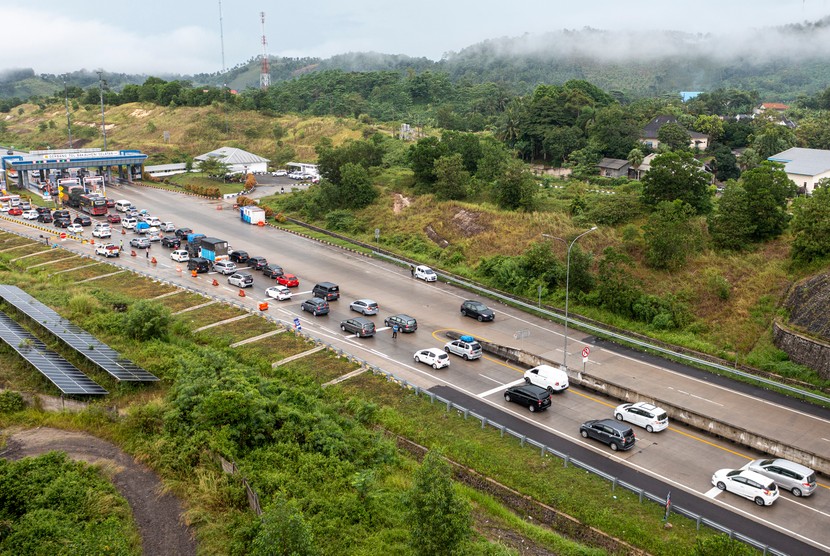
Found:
<box><xmin>122</xmin><ymin>217</ymin><xmax>138</xmax><ymax>230</ymax></box>
<box><xmin>114</xmin><ymin>200</ymin><xmax>132</xmax><ymax>212</ymax></box>
<box><xmin>524</xmin><ymin>364</ymin><xmax>569</xmax><ymax>392</ymax></box>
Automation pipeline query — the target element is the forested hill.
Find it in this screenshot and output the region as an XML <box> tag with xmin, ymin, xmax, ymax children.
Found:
<box><xmin>4</xmin><ymin>18</ymin><xmax>830</xmax><ymax>101</ymax></box>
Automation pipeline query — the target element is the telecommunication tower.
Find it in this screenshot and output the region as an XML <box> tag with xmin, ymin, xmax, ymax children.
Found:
<box><xmin>260</xmin><ymin>12</ymin><xmax>270</xmax><ymax>90</ymax></box>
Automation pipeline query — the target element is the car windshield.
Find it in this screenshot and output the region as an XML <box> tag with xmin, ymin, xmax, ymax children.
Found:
<box><xmin>470</xmin><ymin>302</ymin><xmax>486</xmax><ymax>310</ymax></box>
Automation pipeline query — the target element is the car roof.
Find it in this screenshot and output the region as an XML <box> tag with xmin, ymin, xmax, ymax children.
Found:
<box><xmin>755</xmin><ymin>458</ymin><xmax>814</xmax><ymax>474</ymax></box>
<box><xmin>511</xmin><ymin>383</ymin><xmax>548</xmax><ymax>394</ymax></box>
<box><xmin>736</xmin><ymin>469</ymin><xmax>777</xmax><ymax>484</ymax></box>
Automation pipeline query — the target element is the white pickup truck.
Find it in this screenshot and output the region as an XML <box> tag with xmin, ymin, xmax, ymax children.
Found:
<box><xmin>95</xmin><ymin>243</ymin><xmax>120</xmax><ymax>258</ymax></box>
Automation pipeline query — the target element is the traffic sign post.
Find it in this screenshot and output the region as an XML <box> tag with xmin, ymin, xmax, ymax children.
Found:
<box><xmin>293</xmin><ymin>317</ymin><xmax>301</xmax><ymax>332</ymax></box>
<box><xmin>582</xmin><ymin>346</ymin><xmax>590</xmax><ymax>373</ymax></box>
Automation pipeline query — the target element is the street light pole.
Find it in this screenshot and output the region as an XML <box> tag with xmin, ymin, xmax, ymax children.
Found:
<box><xmin>543</xmin><ymin>226</ymin><xmax>597</xmax><ymax>370</ymax></box>
<box><xmin>97</xmin><ymin>71</ymin><xmax>107</xmax><ymax>150</ymax></box>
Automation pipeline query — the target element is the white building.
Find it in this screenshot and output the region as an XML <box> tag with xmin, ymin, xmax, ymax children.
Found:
<box><xmin>195</xmin><ymin>147</ymin><xmax>269</xmax><ymax>175</ymax></box>
<box><xmin>768</xmin><ymin>148</ymin><xmax>830</xmax><ymax>195</ymax></box>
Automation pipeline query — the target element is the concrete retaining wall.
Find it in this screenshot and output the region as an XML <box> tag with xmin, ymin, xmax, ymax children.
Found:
<box><xmin>773</xmin><ymin>322</ymin><xmax>830</xmax><ymax>380</ymax></box>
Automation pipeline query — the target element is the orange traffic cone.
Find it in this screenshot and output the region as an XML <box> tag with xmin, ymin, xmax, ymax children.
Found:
<box><xmin>238</xmin><ymin>289</ymin><xmax>246</xmax><ymax>297</ymax></box>
<box><xmin>259</xmin><ymin>302</ymin><xmax>268</xmax><ymax>311</ymax></box>
<box><xmin>150</xmin><ymin>257</ymin><xmax>157</xmax><ymax>264</ymax></box>
<box><xmin>191</xmin><ymin>270</ymin><xmax>197</xmax><ymax>277</ymax></box>
<box><xmin>131</xmin><ymin>250</ymin><xmax>137</xmax><ymax>257</ymax></box>
<box><xmin>212</xmin><ymin>279</ymin><xmax>219</xmax><ymax>286</ymax></box>
<box><xmin>121</xmin><ymin>229</ymin><xmax>126</xmax><ymax>235</ymax></box>
<box><xmin>90</xmin><ymin>239</ymin><xmax>95</xmax><ymax>245</ymax></box>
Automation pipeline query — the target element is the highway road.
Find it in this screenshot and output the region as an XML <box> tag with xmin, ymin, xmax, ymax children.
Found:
<box><xmin>3</xmin><ymin>184</ymin><xmax>830</xmax><ymax>554</ymax></box>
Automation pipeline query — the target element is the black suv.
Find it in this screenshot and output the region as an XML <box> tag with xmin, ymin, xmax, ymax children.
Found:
<box><xmin>73</xmin><ymin>215</ymin><xmax>92</xmax><ymax>226</ymax></box>
<box><xmin>312</xmin><ymin>282</ymin><xmax>340</xmax><ymax>301</ymax></box>
<box><xmin>579</xmin><ymin>419</ymin><xmax>636</xmax><ymax>451</ymax></box>
<box><xmin>503</xmin><ymin>384</ymin><xmax>552</xmax><ymax>412</ymax></box>
<box><xmin>460</xmin><ymin>300</ymin><xmax>495</xmax><ymax>322</ymax></box>
<box><xmin>53</xmin><ymin>218</ymin><xmax>71</xmax><ymax>228</ymax></box>
<box><xmin>52</xmin><ymin>209</ymin><xmax>70</xmax><ymax>220</ymax></box>
<box><xmin>161</xmin><ymin>236</ymin><xmax>181</xmax><ymax>248</ymax></box>
<box><xmin>37</xmin><ymin>212</ymin><xmax>53</xmax><ymax>223</ymax></box>
<box><xmin>248</xmin><ymin>256</ymin><xmax>268</xmax><ymax>270</ymax></box>
<box><xmin>229</xmin><ymin>250</ymin><xmax>249</xmax><ymax>263</ymax></box>
<box><xmin>384</xmin><ymin>314</ymin><xmax>417</xmax><ymax>333</ymax></box>
<box><xmin>187</xmin><ymin>257</ymin><xmax>210</xmax><ymax>273</ymax></box>
<box><xmin>174</xmin><ymin>227</ymin><xmax>193</xmax><ymax>239</ymax></box>
<box><xmin>340</xmin><ymin>317</ymin><xmax>376</xmax><ymax>338</ymax></box>
<box><xmin>262</xmin><ymin>264</ymin><xmax>284</xmax><ymax>279</ymax></box>
<box><xmin>301</xmin><ymin>297</ymin><xmax>329</xmax><ymax>316</ymax></box>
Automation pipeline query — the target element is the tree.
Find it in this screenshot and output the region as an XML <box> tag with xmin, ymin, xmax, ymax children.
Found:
<box><xmin>122</xmin><ymin>300</ymin><xmax>171</xmax><ymax>341</ymax></box>
<box><xmin>709</xmin><ymin>142</ymin><xmax>741</xmax><ymax>182</ymax></box>
<box><xmin>739</xmin><ymin>161</ymin><xmax>797</xmax><ymax>240</ymax></box>
<box><xmin>251</xmin><ymin>497</ymin><xmax>317</xmax><ymax>556</ymax></box>
<box><xmin>197</xmin><ymin>157</ymin><xmax>230</xmax><ymax>178</ymax></box>
<box><xmin>409</xmin><ymin>136</ymin><xmax>447</xmax><ymax>186</ymax></box>
<box><xmin>493</xmin><ymin>159</ymin><xmax>537</xmax><ymax>211</ymax></box>
<box><xmin>657</xmin><ymin>122</ymin><xmax>691</xmax><ymax>151</ymax></box>
<box><xmin>433</xmin><ymin>154</ymin><xmax>469</xmax><ymax>200</ymax></box>
<box><xmin>595</xmin><ymin>247</ymin><xmax>641</xmax><ymax>318</ymax></box>
<box><xmin>627</xmin><ymin>147</ymin><xmax>644</xmax><ymax>169</ymax></box>
<box><xmin>694</xmin><ymin>114</ymin><xmax>724</xmax><ymax>143</ymax></box>
<box><xmin>790</xmin><ymin>182</ymin><xmax>830</xmax><ymax>263</ymax></box>
<box><xmin>408</xmin><ymin>452</ymin><xmax>471</xmax><ymax>556</ymax></box>
<box><xmin>752</xmin><ymin>123</ymin><xmax>797</xmax><ymax>159</ymax></box>
<box><xmin>643</xmin><ymin>201</ymin><xmax>703</xmax><ymax>270</ymax></box>
<box><xmin>641</xmin><ymin>151</ymin><xmax>712</xmax><ymax>214</ymax></box>
<box><xmin>708</xmin><ymin>182</ymin><xmax>755</xmax><ymax>250</ymax></box>
<box><xmin>317</xmin><ymin>162</ymin><xmax>377</xmax><ymax>210</ymax></box>
<box><xmin>588</xmin><ymin>105</ymin><xmax>641</xmax><ymax>159</ymax></box>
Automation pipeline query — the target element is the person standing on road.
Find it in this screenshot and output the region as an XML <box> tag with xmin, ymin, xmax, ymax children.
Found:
<box><xmin>392</xmin><ymin>323</ymin><xmax>399</xmax><ymax>339</ymax></box>
<box><xmin>410</xmin><ymin>264</ymin><xmax>415</xmax><ymax>278</ymax></box>
<box><xmin>146</xmin><ymin>246</ymin><xmax>150</xmax><ymax>258</ymax></box>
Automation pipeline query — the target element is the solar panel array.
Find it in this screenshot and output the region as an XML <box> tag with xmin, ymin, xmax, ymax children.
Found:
<box><xmin>0</xmin><ymin>311</ymin><xmax>107</xmax><ymax>395</ymax></box>
<box><xmin>0</xmin><ymin>285</ymin><xmax>159</xmax><ymax>383</ymax></box>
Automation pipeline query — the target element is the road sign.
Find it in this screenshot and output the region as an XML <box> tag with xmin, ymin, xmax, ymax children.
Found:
<box><xmin>293</xmin><ymin>317</ymin><xmax>301</xmax><ymax>332</ymax></box>
<box><xmin>59</xmin><ymin>232</ymin><xmax>67</xmax><ymax>240</ymax></box>
<box><xmin>582</xmin><ymin>346</ymin><xmax>590</xmax><ymax>358</ymax></box>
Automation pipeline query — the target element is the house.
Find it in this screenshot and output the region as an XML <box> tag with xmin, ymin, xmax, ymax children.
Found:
<box><xmin>195</xmin><ymin>147</ymin><xmax>269</xmax><ymax>175</ymax></box>
<box><xmin>596</xmin><ymin>158</ymin><xmax>630</xmax><ymax>178</ymax></box>
<box><xmin>755</xmin><ymin>102</ymin><xmax>789</xmax><ymax>114</ymax></box>
<box><xmin>768</xmin><ymin>147</ymin><xmax>830</xmax><ymax>195</ymax></box>
<box><xmin>640</xmin><ymin>115</ymin><xmax>709</xmax><ymax>151</ymax></box>
<box><xmin>629</xmin><ymin>153</ymin><xmax>659</xmax><ymax>180</ymax></box>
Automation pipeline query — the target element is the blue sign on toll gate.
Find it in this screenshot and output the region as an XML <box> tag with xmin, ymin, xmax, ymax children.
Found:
<box><xmin>293</xmin><ymin>317</ymin><xmax>301</xmax><ymax>331</ymax></box>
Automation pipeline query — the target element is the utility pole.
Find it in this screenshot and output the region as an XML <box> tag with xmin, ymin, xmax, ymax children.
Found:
<box><xmin>260</xmin><ymin>12</ymin><xmax>270</xmax><ymax>89</ymax></box>
<box><xmin>63</xmin><ymin>78</ymin><xmax>73</xmax><ymax>149</ymax></box>
<box><xmin>97</xmin><ymin>70</ymin><xmax>107</xmax><ymax>150</ymax></box>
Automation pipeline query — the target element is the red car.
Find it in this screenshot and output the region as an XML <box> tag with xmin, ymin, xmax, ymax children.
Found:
<box><xmin>106</xmin><ymin>213</ymin><xmax>122</xmax><ymax>224</ymax></box>
<box><xmin>277</xmin><ymin>273</ymin><xmax>299</xmax><ymax>287</ymax></box>
<box><xmin>8</xmin><ymin>207</ymin><xmax>23</xmax><ymax>216</ymax></box>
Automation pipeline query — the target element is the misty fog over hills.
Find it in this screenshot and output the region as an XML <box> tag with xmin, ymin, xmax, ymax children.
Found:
<box><xmin>3</xmin><ymin>18</ymin><xmax>830</xmax><ymax>101</ymax></box>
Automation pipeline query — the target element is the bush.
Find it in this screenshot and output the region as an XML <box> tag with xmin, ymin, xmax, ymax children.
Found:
<box><xmin>0</xmin><ymin>391</ymin><xmax>26</xmax><ymax>413</ymax></box>
<box><xmin>121</xmin><ymin>300</ymin><xmax>171</xmax><ymax>341</ymax></box>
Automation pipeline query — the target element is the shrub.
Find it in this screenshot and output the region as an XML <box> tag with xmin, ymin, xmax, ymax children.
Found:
<box><xmin>0</xmin><ymin>391</ymin><xmax>26</xmax><ymax>413</ymax></box>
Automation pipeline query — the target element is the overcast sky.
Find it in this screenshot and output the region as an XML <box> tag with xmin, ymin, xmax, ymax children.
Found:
<box><xmin>1</xmin><ymin>0</ymin><xmax>829</xmax><ymax>76</ymax></box>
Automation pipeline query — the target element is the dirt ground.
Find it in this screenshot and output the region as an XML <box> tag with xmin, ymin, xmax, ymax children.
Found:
<box><xmin>0</xmin><ymin>427</ymin><xmax>197</xmax><ymax>556</ymax></box>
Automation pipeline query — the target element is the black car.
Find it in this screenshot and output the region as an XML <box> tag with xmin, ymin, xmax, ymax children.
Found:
<box><xmin>73</xmin><ymin>215</ymin><xmax>92</xmax><ymax>226</ymax></box>
<box><xmin>161</xmin><ymin>236</ymin><xmax>181</xmax><ymax>248</ymax></box>
<box><xmin>37</xmin><ymin>213</ymin><xmax>53</xmax><ymax>223</ymax></box>
<box><xmin>340</xmin><ymin>317</ymin><xmax>376</xmax><ymax>338</ymax></box>
<box><xmin>383</xmin><ymin>314</ymin><xmax>417</xmax><ymax>333</ymax></box>
<box><xmin>503</xmin><ymin>384</ymin><xmax>552</xmax><ymax>413</ymax></box>
<box><xmin>579</xmin><ymin>419</ymin><xmax>636</xmax><ymax>451</ymax></box>
<box><xmin>35</xmin><ymin>206</ymin><xmax>51</xmax><ymax>215</ymax></box>
<box><xmin>187</xmin><ymin>257</ymin><xmax>210</xmax><ymax>273</ymax></box>
<box><xmin>52</xmin><ymin>209</ymin><xmax>70</xmax><ymax>220</ymax></box>
<box><xmin>53</xmin><ymin>218</ymin><xmax>71</xmax><ymax>228</ymax></box>
<box><xmin>229</xmin><ymin>250</ymin><xmax>249</xmax><ymax>263</ymax></box>
<box><xmin>300</xmin><ymin>297</ymin><xmax>329</xmax><ymax>316</ymax></box>
<box><xmin>248</xmin><ymin>256</ymin><xmax>268</xmax><ymax>270</ymax></box>
<box><xmin>460</xmin><ymin>300</ymin><xmax>495</xmax><ymax>322</ymax></box>
<box><xmin>174</xmin><ymin>227</ymin><xmax>193</xmax><ymax>239</ymax></box>
<box><xmin>262</xmin><ymin>264</ymin><xmax>284</xmax><ymax>279</ymax></box>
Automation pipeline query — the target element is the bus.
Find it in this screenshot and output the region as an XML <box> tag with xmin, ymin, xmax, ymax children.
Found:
<box><xmin>79</xmin><ymin>194</ymin><xmax>108</xmax><ymax>216</ymax></box>
<box><xmin>0</xmin><ymin>194</ymin><xmax>21</xmax><ymax>212</ymax></box>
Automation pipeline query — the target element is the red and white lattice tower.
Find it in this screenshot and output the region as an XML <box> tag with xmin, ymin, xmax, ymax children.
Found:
<box><xmin>259</xmin><ymin>11</ymin><xmax>270</xmax><ymax>90</ymax></box>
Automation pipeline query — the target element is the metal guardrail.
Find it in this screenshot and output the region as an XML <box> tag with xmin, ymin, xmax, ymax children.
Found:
<box><xmin>372</xmin><ymin>250</ymin><xmax>830</xmax><ymax>407</ymax></box>
<box><xmin>0</xmin><ymin>229</ymin><xmax>787</xmax><ymax>555</ymax></box>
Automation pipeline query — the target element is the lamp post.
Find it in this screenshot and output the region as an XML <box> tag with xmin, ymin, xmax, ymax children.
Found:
<box><xmin>97</xmin><ymin>71</ymin><xmax>107</xmax><ymax>150</ymax></box>
<box><xmin>543</xmin><ymin>226</ymin><xmax>597</xmax><ymax>370</ymax></box>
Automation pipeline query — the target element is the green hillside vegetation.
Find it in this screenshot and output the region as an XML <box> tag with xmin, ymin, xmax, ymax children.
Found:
<box><xmin>0</xmin><ymin>232</ymin><xmax>753</xmax><ymax>555</ymax></box>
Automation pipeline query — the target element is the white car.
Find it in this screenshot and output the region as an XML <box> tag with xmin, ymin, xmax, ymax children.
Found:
<box><xmin>147</xmin><ymin>217</ymin><xmax>161</xmax><ymax>227</ymax></box>
<box><xmin>273</xmin><ymin>170</ymin><xmax>287</xmax><ymax>176</ymax></box>
<box><xmin>92</xmin><ymin>227</ymin><xmax>112</xmax><ymax>238</ymax></box>
<box><xmin>212</xmin><ymin>260</ymin><xmax>237</xmax><ymax>275</ymax></box>
<box><xmin>22</xmin><ymin>209</ymin><xmax>39</xmax><ymax>220</ymax></box>
<box><xmin>414</xmin><ymin>348</ymin><xmax>450</xmax><ymax>369</ymax></box>
<box><xmin>444</xmin><ymin>337</ymin><xmax>483</xmax><ymax>360</ymax></box>
<box><xmin>711</xmin><ymin>468</ymin><xmax>779</xmax><ymax>506</ymax></box>
<box><xmin>614</xmin><ymin>402</ymin><xmax>669</xmax><ymax>433</ymax></box>
<box><xmin>524</xmin><ymin>364</ymin><xmax>569</xmax><ymax>393</ymax></box>
<box><xmin>160</xmin><ymin>221</ymin><xmax>175</xmax><ymax>232</ymax></box>
<box><xmin>170</xmin><ymin>250</ymin><xmax>189</xmax><ymax>262</ymax></box>
<box><xmin>66</xmin><ymin>223</ymin><xmax>84</xmax><ymax>234</ymax></box>
<box><xmin>122</xmin><ymin>217</ymin><xmax>137</xmax><ymax>229</ymax></box>
<box><xmin>266</xmin><ymin>285</ymin><xmax>292</xmax><ymax>301</ymax></box>
<box><xmin>414</xmin><ymin>265</ymin><xmax>437</xmax><ymax>282</ymax></box>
